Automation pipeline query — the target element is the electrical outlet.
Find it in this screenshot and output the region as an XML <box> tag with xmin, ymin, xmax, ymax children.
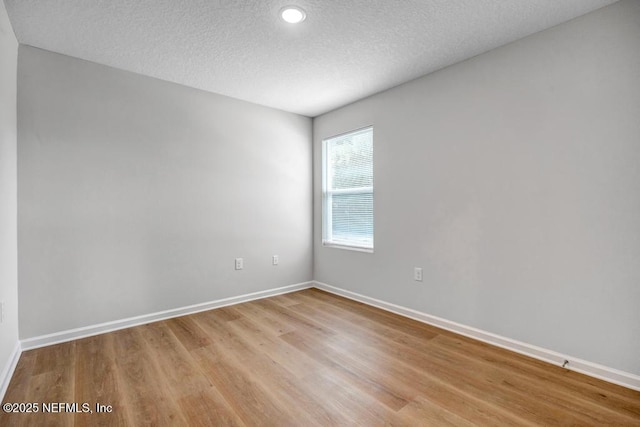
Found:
<box><xmin>235</xmin><ymin>258</ymin><xmax>244</xmax><ymax>270</ymax></box>
<box><xmin>272</xmin><ymin>255</ymin><xmax>279</xmax><ymax>265</ymax></box>
<box><xmin>414</xmin><ymin>267</ymin><xmax>423</xmax><ymax>282</ymax></box>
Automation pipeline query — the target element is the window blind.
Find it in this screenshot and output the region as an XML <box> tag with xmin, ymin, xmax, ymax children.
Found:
<box><xmin>323</xmin><ymin>127</ymin><xmax>373</xmax><ymax>250</ymax></box>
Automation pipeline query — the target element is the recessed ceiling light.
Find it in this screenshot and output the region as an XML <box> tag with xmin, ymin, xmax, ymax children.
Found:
<box><xmin>280</xmin><ymin>6</ymin><xmax>306</xmax><ymax>24</ymax></box>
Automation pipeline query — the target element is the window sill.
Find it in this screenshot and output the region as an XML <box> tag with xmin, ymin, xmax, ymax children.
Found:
<box><xmin>322</xmin><ymin>242</ymin><xmax>374</xmax><ymax>253</ymax></box>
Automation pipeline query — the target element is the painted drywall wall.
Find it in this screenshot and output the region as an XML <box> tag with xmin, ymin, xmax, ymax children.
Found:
<box><xmin>314</xmin><ymin>0</ymin><xmax>640</xmax><ymax>375</ymax></box>
<box><xmin>18</xmin><ymin>46</ymin><xmax>312</xmax><ymax>339</ymax></box>
<box><xmin>0</xmin><ymin>0</ymin><xmax>19</xmax><ymax>383</ymax></box>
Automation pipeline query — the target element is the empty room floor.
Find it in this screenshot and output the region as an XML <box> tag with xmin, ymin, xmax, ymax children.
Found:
<box><xmin>2</xmin><ymin>288</ymin><xmax>639</xmax><ymax>426</ymax></box>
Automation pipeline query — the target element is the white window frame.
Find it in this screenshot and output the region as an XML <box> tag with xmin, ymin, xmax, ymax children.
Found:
<box><xmin>322</xmin><ymin>126</ymin><xmax>374</xmax><ymax>252</ymax></box>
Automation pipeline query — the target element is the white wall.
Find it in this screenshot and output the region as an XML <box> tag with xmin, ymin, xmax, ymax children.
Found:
<box><xmin>17</xmin><ymin>46</ymin><xmax>312</xmax><ymax>339</ymax></box>
<box><xmin>0</xmin><ymin>0</ymin><xmax>19</xmax><ymax>387</ymax></box>
<box><xmin>314</xmin><ymin>0</ymin><xmax>640</xmax><ymax>376</ymax></box>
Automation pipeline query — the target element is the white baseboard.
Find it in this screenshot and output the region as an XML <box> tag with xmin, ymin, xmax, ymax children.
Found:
<box><xmin>1</xmin><ymin>341</ymin><xmax>22</xmax><ymax>402</ymax></box>
<box><xmin>21</xmin><ymin>281</ymin><xmax>314</xmax><ymax>351</ymax></box>
<box><xmin>14</xmin><ymin>280</ymin><xmax>640</xmax><ymax>392</ymax></box>
<box><xmin>313</xmin><ymin>281</ymin><xmax>640</xmax><ymax>392</ymax></box>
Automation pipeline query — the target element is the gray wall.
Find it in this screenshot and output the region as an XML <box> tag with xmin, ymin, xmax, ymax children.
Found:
<box><xmin>18</xmin><ymin>46</ymin><xmax>312</xmax><ymax>339</ymax></box>
<box><xmin>0</xmin><ymin>0</ymin><xmax>18</xmax><ymax>375</ymax></box>
<box><xmin>314</xmin><ymin>0</ymin><xmax>640</xmax><ymax>375</ymax></box>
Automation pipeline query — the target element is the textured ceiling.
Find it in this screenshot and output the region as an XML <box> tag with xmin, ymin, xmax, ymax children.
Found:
<box><xmin>4</xmin><ymin>0</ymin><xmax>618</xmax><ymax>117</ymax></box>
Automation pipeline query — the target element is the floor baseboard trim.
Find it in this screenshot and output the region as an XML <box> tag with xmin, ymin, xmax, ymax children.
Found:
<box><xmin>313</xmin><ymin>281</ymin><xmax>640</xmax><ymax>392</ymax></box>
<box><xmin>21</xmin><ymin>281</ymin><xmax>314</xmax><ymax>351</ymax></box>
<box><xmin>1</xmin><ymin>341</ymin><xmax>22</xmax><ymax>402</ymax></box>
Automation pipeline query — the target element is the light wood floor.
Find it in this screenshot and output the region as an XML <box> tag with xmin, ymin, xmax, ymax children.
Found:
<box><xmin>2</xmin><ymin>288</ymin><xmax>639</xmax><ymax>426</ymax></box>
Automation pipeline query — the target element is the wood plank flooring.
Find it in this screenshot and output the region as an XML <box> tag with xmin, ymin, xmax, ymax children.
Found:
<box><xmin>2</xmin><ymin>288</ymin><xmax>639</xmax><ymax>426</ymax></box>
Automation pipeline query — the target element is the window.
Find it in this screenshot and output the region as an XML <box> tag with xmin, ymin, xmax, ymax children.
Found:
<box><xmin>322</xmin><ymin>126</ymin><xmax>373</xmax><ymax>251</ymax></box>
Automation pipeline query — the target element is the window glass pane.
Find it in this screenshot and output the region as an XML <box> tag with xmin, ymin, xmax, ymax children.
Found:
<box><xmin>331</xmin><ymin>192</ymin><xmax>373</xmax><ymax>247</ymax></box>
<box><xmin>329</xmin><ymin>129</ymin><xmax>373</xmax><ymax>190</ymax></box>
